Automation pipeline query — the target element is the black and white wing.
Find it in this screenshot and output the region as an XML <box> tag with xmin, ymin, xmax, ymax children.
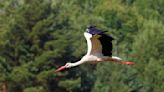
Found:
<box><xmin>84</xmin><ymin>32</ymin><xmax>114</xmax><ymax>56</ymax></box>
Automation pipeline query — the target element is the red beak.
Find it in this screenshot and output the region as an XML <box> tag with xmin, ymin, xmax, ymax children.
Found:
<box><xmin>54</xmin><ymin>66</ymin><xmax>66</xmax><ymax>72</ymax></box>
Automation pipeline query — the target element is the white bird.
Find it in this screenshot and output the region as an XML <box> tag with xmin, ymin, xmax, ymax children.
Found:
<box><xmin>55</xmin><ymin>26</ymin><xmax>134</xmax><ymax>72</ymax></box>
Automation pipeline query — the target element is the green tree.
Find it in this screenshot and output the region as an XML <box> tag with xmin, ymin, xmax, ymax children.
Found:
<box><xmin>0</xmin><ymin>0</ymin><xmax>163</xmax><ymax>92</ymax></box>
<box><xmin>132</xmin><ymin>20</ymin><xmax>164</xmax><ymax>92</ymax></box>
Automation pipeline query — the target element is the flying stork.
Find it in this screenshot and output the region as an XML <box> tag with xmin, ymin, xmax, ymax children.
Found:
<box><xmin>55</xmin><ymin>26</ymin><xmax>134</xmax><ymax>72</ymax></box>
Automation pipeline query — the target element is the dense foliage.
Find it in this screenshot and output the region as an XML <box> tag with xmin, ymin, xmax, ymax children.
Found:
<box><xmin>0</xmin><ymin>0</ymin><xmax>163</xmax><ymax>92</ymax></box>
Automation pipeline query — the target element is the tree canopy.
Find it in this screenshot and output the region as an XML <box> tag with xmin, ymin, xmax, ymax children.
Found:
<box><xmin>0</xmin><ymin>0</ymin><xmax>163</xmax><ymax>92</ymax></box>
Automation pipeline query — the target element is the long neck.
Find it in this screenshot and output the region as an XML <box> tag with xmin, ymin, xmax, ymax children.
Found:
<box><xmin>71</xmin><ymin>60</ymin><xmax>85</xmax><ymax>67</ymax></box>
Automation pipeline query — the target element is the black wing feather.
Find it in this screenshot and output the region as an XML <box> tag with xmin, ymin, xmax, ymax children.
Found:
<box><xmin>99</xmin><ymin>34</ymin><xmax>114</xmax><ymax>56</ymax></box>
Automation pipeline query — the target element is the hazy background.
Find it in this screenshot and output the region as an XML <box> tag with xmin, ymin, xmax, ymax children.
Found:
<box><xmin>0</xmin><ymin>0</ymin><xmax>164</xmax><ymax>92</ymax></box>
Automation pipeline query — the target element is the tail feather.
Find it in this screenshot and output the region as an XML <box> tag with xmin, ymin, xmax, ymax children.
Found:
<box><xmin>112</xmin><ymin>56</ymin><xmax>122</xmax><ymax>61</ymax></box>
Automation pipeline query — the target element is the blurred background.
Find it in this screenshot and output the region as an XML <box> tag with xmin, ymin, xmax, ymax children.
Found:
<box><xmin>0</xmin><ymin>0</ymin><xmax>164</xmax><ymax>92</ymax></box>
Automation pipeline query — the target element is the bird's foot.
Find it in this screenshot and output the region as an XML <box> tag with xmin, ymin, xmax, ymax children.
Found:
<box><xmin>120</xmin><ymin>61</ymin><xmax>135</xmax><ymax>65</ymax></box>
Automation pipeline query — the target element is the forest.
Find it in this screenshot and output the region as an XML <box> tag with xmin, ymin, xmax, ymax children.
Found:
<box><xmin>0</xmin><ymin>0</ymin><xmax>164</xmax><ymax>92</ymax></box>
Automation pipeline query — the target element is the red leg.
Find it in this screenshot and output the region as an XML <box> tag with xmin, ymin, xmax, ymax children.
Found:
<box><xmin>96</xmin><ymin>57</ymin><xmax>134</xmax><ymax>65</ymax></box>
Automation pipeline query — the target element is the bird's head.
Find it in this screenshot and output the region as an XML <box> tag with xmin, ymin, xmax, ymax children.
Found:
<box><xmin>65</xmin><ymin>62</ymin><xmax>73</xmax><ymax>68</ymax></box>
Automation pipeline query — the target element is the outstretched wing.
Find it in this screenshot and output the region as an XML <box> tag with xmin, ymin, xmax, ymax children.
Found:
<box><xmin>99</xmin><ymin>33</ymin><xmax>114</xmax><ymax>56</ymax></box>
<box><xmin>84</xmin><ymin>26</ymin><xmax>114</xmax><ymax>56</ymax></box>
<box><xmin>84</xmin><ymin>32</ymin><xmax>114</xmax><ymax>56</ymax></box>
<box><xmin>84</xmin><ymin>32</ymin><xmax>102</xmax><ymax>56</ymax></box>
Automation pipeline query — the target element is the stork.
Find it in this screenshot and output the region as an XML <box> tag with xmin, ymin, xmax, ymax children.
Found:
<box><xmin>55</xmin><ymin>26</ymin><xmax>134</xmax><ymax>72</ymax></box>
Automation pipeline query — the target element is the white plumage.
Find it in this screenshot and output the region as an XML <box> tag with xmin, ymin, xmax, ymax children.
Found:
<box><xmin>64</xmin><ymin>28</ymin><xmax>122</xmax><ymax>68</ymax></box>
<box><xmin>53</xmin><ymin>26</ymin><xmax>134</xmax><ymax>73</ymax></box>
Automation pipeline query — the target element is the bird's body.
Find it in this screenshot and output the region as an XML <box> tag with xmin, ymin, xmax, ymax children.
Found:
<box><xmin>55</xmin><ymin>26</ymin><xmax>134</xmax><ymax>72</ymax></box>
